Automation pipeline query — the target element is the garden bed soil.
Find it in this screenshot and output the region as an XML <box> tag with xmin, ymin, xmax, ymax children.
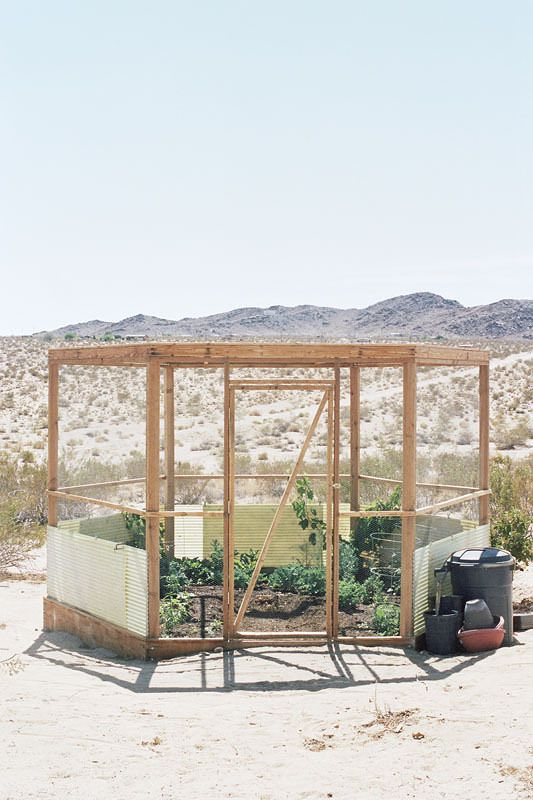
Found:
<box><xmin>167</xmin><ymin>585</ymin><xmax>396</xmax><ymax>638</ymax></box>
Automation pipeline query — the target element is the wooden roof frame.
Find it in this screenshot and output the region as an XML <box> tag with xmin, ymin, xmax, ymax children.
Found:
<box><xmin>48</xmin><ymin>341</ymin><xmax>489</xmax><ymax>368</ymax></box>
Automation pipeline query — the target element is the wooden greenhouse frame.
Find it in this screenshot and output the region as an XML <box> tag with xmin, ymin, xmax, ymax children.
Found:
<box><xmin>44</xmin><ymin>342</ymin><xmax>490</xmax><ymax>659</ymax></box>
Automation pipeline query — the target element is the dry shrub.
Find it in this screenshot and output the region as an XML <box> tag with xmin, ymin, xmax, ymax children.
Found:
<box><xmin>0</xmin><ymin>456</ymin><xmax>47</xmax><ymax>571</ymax></box>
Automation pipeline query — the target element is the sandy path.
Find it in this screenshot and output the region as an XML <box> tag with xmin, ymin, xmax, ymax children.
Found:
<box><xmin>1</xmin><ymin>579</ymin><xmax>532</xmax><ymax>800</ymax></box>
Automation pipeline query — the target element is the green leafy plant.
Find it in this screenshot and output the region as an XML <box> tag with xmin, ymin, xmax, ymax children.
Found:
<box><xmin>205</xmin><ymin>619</ymin><xmax>223</xmax><ymax>637</ymax></box>
<box><xmin>338</xmin><ymin>579</ymin><xmax>364</xmax><ymax>610</ymax></box>
<box><xmin>234</xmin><ymin>548</ymin><xmax>259</xmax><ymax>590</ymax></box>
<box><xmin>268</xmin><ymin>564</ymin><xmax>306</xmax><ymax>593</ymax></box>
<box><xmin>296</xmin><ymin>566</ymin><xmax>326</xmax><ymax>596</ymax></box>
<box><xmin>210</xmin><ymin>540</ymin><xmax>224</xmax><ymax>585</ymax></box>
<box><xmin>339</xmin><ymin>539</ymin><xmax>360</xmax><ymax>581</ymax></box>
<box><xmin>360</xmin><ymin>574</ymin><xmax>385</xmax><ymax>605</ymax></box>
<box><xmin>267</xmin><ymin>563</ymin><xmax>326</xmax><ymax>596</ymax></box>
<box><xmin>292</xmin><ymin>477</ymin><xmax>326</xmax><ymax>546</ymax></box>
<box><xmin>123</xmin><ymin>512</ymin><xmax>165</xmax><ymax>552</ymax></box>
<box><xmin>160</xmin><ymin>593</ymin><xmax>191</xmax><ymax>636</ymax></box>
<box><xmin>491</xmin><ymin>508</ymin><xmax>533</xmax><ymax>565</ymax></box>
<box><xmin>372</xmin><ymin>602</ymin><xmax>400</xmax><ymax>636</ymax></box>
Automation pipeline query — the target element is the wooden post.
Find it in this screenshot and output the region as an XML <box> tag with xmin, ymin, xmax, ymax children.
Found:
<box><xmin>479</xmin><ymin>364</ymin><xmax>490</xmax><ymax>525</ymax></box>
<box><xmin>400</xmin><ymin>361</ymin><xmax>416</xmax><ymax>639</ymax></box>
<box><xmin>48</xmin><ymin>360</ymin><xmax>59</xmax><ymax>527</ymax></box>
<box><xmin>332</xmin><ymin>366</ymin><xmax>341</xmax><ymax>638</ymax></box>
<box><xmin>325</xmin><ymin>389</ymin><xmax>334</xmax><ymax>637</ymax></box>
<box><xmin>349</xmin><ymin>365</ymin><xmax>360</xmax><ymax>538</ymax></box>
<box><xmin>146</xmin><ymin>359</ymin><xmax>161</xmax><ymax>639</ymax></box>
<box><xmin>163</xmin><ymin>366</ymin><xmax>175</xmax><ymax>556</ymax></box>
<box><xmin>223</xmin><ymin>365</ymin><xmax>235</xmax><ymax>640</ymax></box>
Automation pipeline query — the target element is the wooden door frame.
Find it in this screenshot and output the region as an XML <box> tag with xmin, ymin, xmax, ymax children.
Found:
<box><xmin>224</xmin><ymin>378</ymin><xmax>335</xmax><ymax>642</ymax></box>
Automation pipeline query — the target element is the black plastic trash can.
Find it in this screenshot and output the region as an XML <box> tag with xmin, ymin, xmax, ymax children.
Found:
<box><xmin>447</xmin><ymin>548</ymin><xmax>515</xmax><ymax>645</ymax></box>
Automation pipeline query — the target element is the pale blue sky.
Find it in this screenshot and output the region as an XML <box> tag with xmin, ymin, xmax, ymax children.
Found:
<box><xmin>1</xmin><ymin>1</ymin><xmax>532</xmax><ymax>334</ymax></box>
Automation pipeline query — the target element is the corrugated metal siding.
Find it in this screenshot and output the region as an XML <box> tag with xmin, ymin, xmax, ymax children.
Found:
<box><xmin>58</xmin><ymin>514</ymin><xmax>131</xmax><ymax>544</ymax></box>
<box><xmin>47</xmin><ymin>525</ymin><xmax>147</xmax><ymax>637</ymax></box>
<box><xmin>173</xmin><ymin>506</ymin><xmax>203</xmax><ymax>558</ymax></box>
<box><xmin>412</xmin><ymin>523</ymin><xmax>490</xmax><ymax>635</ymax></box>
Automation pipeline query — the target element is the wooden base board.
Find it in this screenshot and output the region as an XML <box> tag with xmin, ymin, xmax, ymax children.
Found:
<box><xmin>43</xmin><ymin>597</ymin><xmax>148</xmax><ymax>659</ymax></box>
<box><xmin>43</xmin><ymin>598</ymin><xmax>412</xmax><ymax>660</ymax></box>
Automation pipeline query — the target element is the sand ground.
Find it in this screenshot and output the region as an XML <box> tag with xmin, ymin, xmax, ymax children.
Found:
<box><xmin>1</xmin><ymin>565</ymin><xmax>532</xmax><ymax>800</ymax></box>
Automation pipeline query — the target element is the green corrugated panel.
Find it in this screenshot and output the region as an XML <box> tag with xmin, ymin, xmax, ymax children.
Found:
<box><xmin>203</xmin><ymin>503</ymin><xmax>351</xmax><ymax>567</ymax></box>
<box><xmin>47</xmin><ymin>524</ymin><xmax>147</xmax><ymax>637</ymax></box>
<box><xmin>58</xmin><ymin>513</ymin><xmax>130</xmax><ymax>544</ymax></box>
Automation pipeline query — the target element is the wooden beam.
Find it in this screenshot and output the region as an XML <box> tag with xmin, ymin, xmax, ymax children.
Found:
<box><xmin>163</xmin><ymin>366</ymin><xmax>175</xmax><ymax>557</ymax></box>
<box><xmin>416</xmin><ymin>489</ymin><xmax>490</xmax><ymax>516</ymax></box>
<box><xmin>58</xmin><ymin>476</ymin><xmax>148</xmax><ymax>492</ymax></box>
<box><xmin>340</xmin><ymin>509</ymin><xmax>415</xmax><ymax>518</ymax></box>
<box><xmin>400</xmin><ymin>361</ymin><xmax>416</xmax><ymax>640</ymax></box>
<box><xmin>158</xmin><ymin>509</ymin><xmax>224</xmax><ymax>518</ymax></box>
<box><xmin>234</xmin><ymin>391</ymin><xmax>329</xmax><ymax>630</ymax></box>
<box><xmin>146</xmin><ymin>360</ymin><xmax>161</xmax><ymax>639</ymax></box>
<box><xmin>48</xmin><ymin>342</ymin><xmax>489</xmax><ymax>369</ymax></box>
<box><xmin>232</xmin><ymin>630</ymin><xmax>327</xmax><ymax>639</ymax></box>
<box><xmin>48</xmin><ymin>361</ymin><xmax>59</xmax><ymax>527</ymax></box>
<box><xmin>56</xmin><ymin>473</ymin><xmax>479</xmax><ymax>492</ymax></box>
<box><xmin>479</xmin><ymin>364</ymin><xmax>490</xmax><ymax>524</ymax></box>
<box><xmin>228</xmin><ymin>383</ymin><xmax>334</xmax><ymax>391</ymax></box>
<box><xmin>358</xmin><ymin>474</ymin><xmax>478</xmax><ymax>492</ymax></box>
<box><xmin>229</xmin><ymin>379</ymin><xmax>334</xmax><ymax>386</ymax></box>
<box><xmin>49</xmin><ymin>491</ymin><xmax>146</xmax><ymax>516</ymax></box>
<box><xmin>332</xmin><ymin>366</ymin><xmax>341</xmax><ymax>638</ymax></box>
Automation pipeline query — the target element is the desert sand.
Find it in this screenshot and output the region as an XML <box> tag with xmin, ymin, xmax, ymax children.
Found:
<box><xmin>1</xmin><ymin>561</ymin><xmax>532</xmax><ymax>800</ymax></box>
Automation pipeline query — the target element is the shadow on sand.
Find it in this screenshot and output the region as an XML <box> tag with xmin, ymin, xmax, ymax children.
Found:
<box><xmin>24</xmin><ymin>630</ymin><xmax>500</xmax><ymax>695</ymax></box>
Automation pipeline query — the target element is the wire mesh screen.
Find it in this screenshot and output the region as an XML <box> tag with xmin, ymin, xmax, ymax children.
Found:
<box><xmin>158</xmin><ymin>368</ymin><xmax>225</xmax><ymax>639</ymax></box>
<box><xmin>57</xmin><ymin>365</ymin><xmax>147</xmax><ymax>520</ymax></box>
<box><xmin>232</xmin><ymin>382</ymin><xmax>330</xmax><ymax>635</ymax></box>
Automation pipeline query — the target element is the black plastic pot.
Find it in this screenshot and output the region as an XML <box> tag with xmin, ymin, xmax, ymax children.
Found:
<box><xmin>424</xmin><ymin>610</ymin><xmax>460</xmax><ymax>655</ymax></box>
<box><xmin>439</xmin><ymin>595</ymin><xmax>464</xmax><ymax>627</ymax></box>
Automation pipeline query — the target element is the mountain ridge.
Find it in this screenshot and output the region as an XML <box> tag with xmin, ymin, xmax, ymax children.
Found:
<box><xmin>35</xmin><ymin>293</ymin><xmax>533</xmax><ymax>340</ymax></box>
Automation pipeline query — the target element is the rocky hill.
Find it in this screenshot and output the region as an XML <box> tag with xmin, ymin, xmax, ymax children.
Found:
<box><xmin>36</xmin><ymin>293</ymin><xmax>533</xmax><ymax>340</ymax></box>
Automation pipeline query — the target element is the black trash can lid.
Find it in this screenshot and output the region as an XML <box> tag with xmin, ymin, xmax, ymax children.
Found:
<box><xmin>449</xmin><ymin>547</ymin><xmax>515</xmax><ymax>567</ymax></box>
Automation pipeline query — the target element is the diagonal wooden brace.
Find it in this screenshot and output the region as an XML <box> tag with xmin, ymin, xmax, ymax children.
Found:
<box><xmin>234</xmin><ymin>390</ymin><xmax>329</xmax><ymax>630</ymax></box>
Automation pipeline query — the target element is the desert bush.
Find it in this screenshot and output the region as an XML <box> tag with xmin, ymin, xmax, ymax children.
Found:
<box><xmin>372</xmin><ymin>602</ymin><xmax>400</xmax><ymax>636</ymax></box>
<box><xmin>493</xmin><ymin>417</ymin><xmax>532</xmax><ymax>450</ymax></box>
<box><xmin>0</xmin><ymin>455</ymin><xmax>47</xmax><ymax>571</ymax></box>
<box><xmin>490</xmin><ymin>455</ymin><xmax>533</xmax><ymax>516</ymax></box>
<box><xmin>491</xmin><ymin>509</ymin><xmax>533</xmax><ymax>565</ymax></box>
<box><xmin>489</xmin><ymin>455</ymin><xmax>533</xmax><ymax>564</ymax></box>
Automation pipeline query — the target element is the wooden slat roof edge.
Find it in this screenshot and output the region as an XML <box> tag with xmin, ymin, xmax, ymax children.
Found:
<box><xmin>48</xmin><ymin>341</ymin><xmax>490</xmax><ymax>367</ymax></box>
